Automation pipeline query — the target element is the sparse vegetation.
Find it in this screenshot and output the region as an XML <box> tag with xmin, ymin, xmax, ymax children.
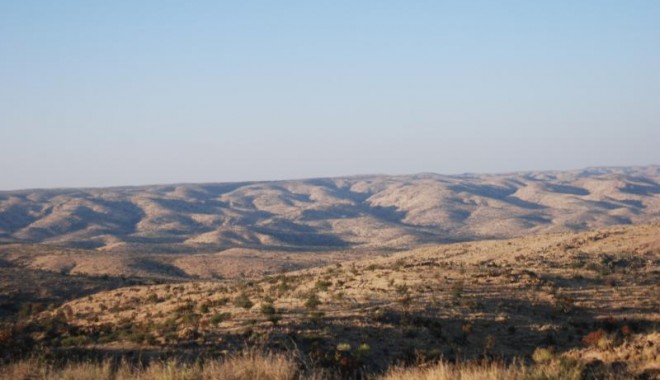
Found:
<box><xmin>0</xmin><ymin>223</ymin><xmax>657</xmax><ymax>379</ymax></box>
<box><xmin>304</xmin><ymin>292</ymin><xmax>322</xmax><ymax>310</ymax></box>
<box><xmin>260</xmin><ymin>302</ymin><xmax>281</xmax><ymax>325</ymax></box>
<box><xmin>451</xmin><ymin>279</ymin><xmax>464</xmax><ymax>301</ymax></box>
<box><xmin>210</xmin><ymin>312</ymin><xmax>231</xmax><ymax>325</ymax></box>
<box><xmin>233</xmin><ymin>292</ymin><xmax>254</xmax><ymax>309</ymax></box>
<box><xmin>0</xmin><ymin>351</ymin><xmax>298</xmax><ymax>380</ymax></box>
<box><xmin>0</xmin><ymin>351</ymin><xmax>624</xmax><ymax>380</ymax></box>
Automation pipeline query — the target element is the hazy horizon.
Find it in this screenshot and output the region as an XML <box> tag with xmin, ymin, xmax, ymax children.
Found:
<box><xmin>2</xmin><ymin>2</ymin><xmax>659</xmax><ymax>190</ymax></box>
<box><xmin>0</xmin><ymin>163</ymin><xmax>657</xmax><ymax>193</ymax></box>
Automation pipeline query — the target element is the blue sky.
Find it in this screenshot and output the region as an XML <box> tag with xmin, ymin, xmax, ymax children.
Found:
<box><xmin>1</xmin><ymin>1</ymin><xmax>658</xmax><ymax>189</ymax></box>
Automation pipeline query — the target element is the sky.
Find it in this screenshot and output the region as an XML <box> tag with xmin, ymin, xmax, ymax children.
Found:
<box><xmin>1</xmin><ymin>1</ymin><xmax>659</xmax><ymax>190</ymax></box>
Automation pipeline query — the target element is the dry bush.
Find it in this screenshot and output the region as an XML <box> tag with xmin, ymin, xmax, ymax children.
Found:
<box><xmin>532</xmin><ymin>347</ymin><xmax>554</xmax><ymax>364</ymax></box>
<box><xmin>582</xmin><ymin>328</ymin><xmax>608</xmax><ymax>348</ymax></box>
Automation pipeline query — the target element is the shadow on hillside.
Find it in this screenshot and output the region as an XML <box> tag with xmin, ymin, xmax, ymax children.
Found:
<box><xmin>0</xmin><ymin>268</ymin><xmax>158</xmax><ymax>321</ymax></box>
<box><xmin>450</xmin><ymin>184</ymin><xmax>545</xmax><ymax>210</ymax></box>
<box><xmin>4</xmin><ymin>293</ymin><xmax>657</xmax><ymax>378</ymax></box>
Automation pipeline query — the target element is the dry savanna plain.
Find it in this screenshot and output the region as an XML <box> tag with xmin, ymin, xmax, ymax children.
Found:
<box><xmin>0</xmin><ymin>166</ymin><xmax>659</xmax><ymax>379</ymax></box>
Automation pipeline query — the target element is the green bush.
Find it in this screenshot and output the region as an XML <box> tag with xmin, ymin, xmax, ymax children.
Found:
<box><xmin>260</xmin><ymin>303</ymin><xmax>281</xmax><ymax>325</ymax></box>
<box><xmin>210</xmin><ymin>312</ymin><xmax>232</xmax><ymax>325</ymax></box>
<box><xmin>315</xmin><ymin>280</ymin><xmax>332</xmax><ymax>291</ymax></box>
<box><xmin>305</xmin><ymin>293</ymin><xmax>321</xmax><ymax>310</ymax></box>
<box><xmin>60</xmin><ymin>335</ymin><xmax>90</xmax><ymax>347</ymax></box>
<box><xmin>451</xmin><ymin>280</ymin><xmax>464</xmax><ymax>300</ymax></box>
<box><xmin>234</xmin><ymin>292</ymin><xmax>254</xmax><ymax>309</ymax></box>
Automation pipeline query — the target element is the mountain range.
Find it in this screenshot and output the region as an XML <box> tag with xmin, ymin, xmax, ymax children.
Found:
<box><xmin>1</xmin><ymin>166</ymin><xmax>658</xmax><ymax>253</ymax></box>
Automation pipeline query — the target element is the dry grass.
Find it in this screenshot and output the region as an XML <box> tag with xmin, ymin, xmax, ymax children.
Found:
<box><xmin>0</xmin><ymin>354</ymin><xmax>603</xmax><ymax>380</ymax></box>
<box><xmin>0</xmin><ymin>351</ymin><xmax>298</xmax><ymax>380</ymax></box>
<box><xmin>2</xmin><ymin>224</ymin><xmax>658</xmax><ymax>379</ymax></box>
<box><xmin>383</xmin><ymin>358</ymin><xmax>587</xmax><ymax>380</ymax></box>
<box><xmin>382</xmin><ymin>361</ymin><xmax>522</xmax><ymax>380</ymax></box>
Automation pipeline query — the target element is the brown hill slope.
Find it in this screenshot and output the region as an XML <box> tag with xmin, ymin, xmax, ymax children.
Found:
<box><xmin>12</xmin><ymin>223</ymin><xmax>657</xmax><ymax>377</ymax></box>
<box><xmin>1</xmin><ymin>166</ymin><xmax>658</xmax><ymax>252</ymax></box>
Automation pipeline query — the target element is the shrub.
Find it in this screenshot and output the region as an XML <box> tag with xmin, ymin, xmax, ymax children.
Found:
<box><xmin>175</xmin><ymin>302</ymin><xmax>195</xmax><ymax>312</ymax></box>
<box><xmin>484</xmin><ymin>335</ymin><xmax>496</xmax><ymax>354</ymax></box>
<box><xmin>234</xmin><ymin>292</ymin><xmax>254</xmax><ymax>309</ymax></box>
<box><xmin>581</xmin><ymin>329</ymin><xmax>605</xmax><ymax>347</ymax></box>
<box><xmin>395</xmin><ymin>284</ymin><xmax>409</xmax><ymax>296</ymax></box>
<box><xmin>554</xmin><ymin>293</ymin><xmax>574</xmax><ymax>313</ymax></box>
<box><xmin>210</xmin><ymin>297</ymin><xmax>230</xmax><ymax>307</ymax></box>
<box><xmin>356</xmin><ymin>343</ymin><xmax>371</xmax><ymax>361</ymax></box>
<box><xmin>180</xmin><ymin>311</ymin><xmax>200</xmax><ymax>326</ymax></box>
<box><xmin>336</xmin><ymin>342</ymin><xmax>351</xmax><ymax>352</ymax></box>
<box><xmin>621</xmin><ymin>324</ymin><xmax>632</xmax><ymax>337</ymax></box>
<box><xmin>146</xmin><ymin>293</ymin><xmax>161</xmax><ymax>304</ymax></box>
<box><xmin>97</xmin><ymin>332</ymin><xmax>119</xmax><ymax>344</ymax></box>
<box><xmin>210</xmin><ymin>312</ymin><xmax>232</xmax><ymax>325</ymax></box>
<box><xmin>18</xmin><ymin>303</ymin><xmax>45</xmax><ymax>320</ymax></box>
<box><xmin>276</xmin><ymin>281</ymin><xmax>291</xmax><ymax>294</ymax></box>
<box><xmin>581</xmin><ymin>328</ymin><xmax>615</xmax><ymax>350</ymax></box>
<box><xmin>307</xmin><ymin>311</ymin><xmax>325</xmax><ymax>324</ymax></box>
<box><xmin>305</xmin><ymin>293</ymin><xmax>321</xmax><ymax>310</ymax></box>
<box><xmin>60</xmin><ymin>335</ymin><xmax>90</xmax><ymax>347</ymax></box>
<box><xmin>451</xmin><ymin>280</ymin><xmax>464</xmax><ymax>300</ymax></box>
<box><xmin>398</xmin><ymin>294</ymin><xmax>412</xmax><ymax>308</ymax></box>
<box><xmin>532</xmin><ymin>347</ymin><xmax>554</xmax><ymax>363</ymax></box>
<box><xmin>125</xmin><ymin>331</ymin><xmax>146</xmax><ymax>344</ymax></box>
<box><xmin>260</xmin><ymin>303</ymin><xmax>281</xmax><ymax>325</ymax></box>
<box><xmin>315</xmin><ymin>280</ymin><xmax>332</xmax><ymax>291</ymax></box>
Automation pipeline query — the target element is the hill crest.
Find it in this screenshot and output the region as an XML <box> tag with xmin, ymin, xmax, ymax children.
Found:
<box><xmin>1</xmin><ymin>165</ymin><xmax>658</xmax><ymax>252</ymax></box>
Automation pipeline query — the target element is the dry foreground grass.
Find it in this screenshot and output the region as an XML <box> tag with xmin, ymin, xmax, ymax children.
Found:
<box><xmin>0</xmin><ymin>351</ymin><xmax>606</xmax><ymax>380</ymax></box>
<box><xmin>0</xmin><ymin>223</ymin><xmax>659</xmax><ymax>379</ymax></box>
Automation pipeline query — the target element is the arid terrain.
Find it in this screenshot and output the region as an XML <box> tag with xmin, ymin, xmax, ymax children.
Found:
<box><xmin>1</xmin><ymin>222</ymin><xmax>658</xmax><ymax>379</ymax></box>
<box><xmin>3</xmin><ymin>0</ymin><xmax>659</xmax><ymax>375</ymax></box>
<box><xmin>0</xmin><ymin>166</ymin><xmax>658</xmax><ymax>283</ymax></box>
<box><xmin>2</xmin><ymin>166</ymin><xmax>658</xmax><ymax>252</ymax></box>
<box><xmin>0</xmin><ymin>167</ymin><xmax>658</xmax><ymax>379</ymax></box>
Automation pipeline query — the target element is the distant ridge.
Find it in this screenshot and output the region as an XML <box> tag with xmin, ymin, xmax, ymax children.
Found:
<box><xmin>0</xmin><ymin>165</ymin><xmax>658</xmax><ymax>252</ymax></box>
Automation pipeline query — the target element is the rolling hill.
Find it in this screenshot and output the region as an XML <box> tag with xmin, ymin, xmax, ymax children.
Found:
<box><xmin>1</xmin><ymin>166</ymin><xmax>658</xmax><ymax>253</ymax></box>
<box><xmin>4</xmin><ymin>223</ymin><xmax>657</xmax><ymax>378</ymax></box>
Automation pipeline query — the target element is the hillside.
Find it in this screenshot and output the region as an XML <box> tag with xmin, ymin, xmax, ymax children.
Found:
<box><xmin>5</xmin><ymin>223</ymin><xmax>657</xmax><ymax>378</ymax></box>
<box><xmin>1</xmin><ymin>166</ymin><xmax>658</xmax><ymax>253</ymax></box>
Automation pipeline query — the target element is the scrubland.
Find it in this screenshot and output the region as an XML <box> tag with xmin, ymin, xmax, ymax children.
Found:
<box><xmin>1</xmin><ymin>223</ymin><xmax>658</xmax><ymax>379</ymax></box>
